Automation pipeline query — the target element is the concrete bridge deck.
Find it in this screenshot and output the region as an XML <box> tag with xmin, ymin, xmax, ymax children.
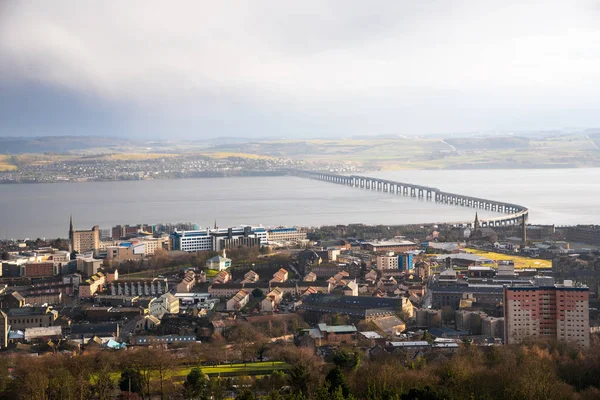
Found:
<box><xmin>290</xmin><ymin>170</ymin><xmax>528</xmax><ymax>227</ymax></box>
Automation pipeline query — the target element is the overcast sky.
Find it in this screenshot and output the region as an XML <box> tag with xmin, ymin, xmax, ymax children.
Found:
<box><xmin>1</xmin><ymin>1</ymin><xmax>600</xmax><ymax>139</ymax></box>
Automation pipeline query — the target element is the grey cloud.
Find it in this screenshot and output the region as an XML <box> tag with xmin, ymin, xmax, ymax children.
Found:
<box><xmin>1</xmin><ymin>1</ymin><xmax>599</xmax><ymax>138</ymax></box>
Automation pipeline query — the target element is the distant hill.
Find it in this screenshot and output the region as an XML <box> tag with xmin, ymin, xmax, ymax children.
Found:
<box><xmin>0</xmin><ymin>136</ymin><xmax>141</xmax><ymax>154</ymax></box>
<box><xmin>444</xmin><ymin>136</ymin><xmax>530</xmax><ymax>151</ymax></box>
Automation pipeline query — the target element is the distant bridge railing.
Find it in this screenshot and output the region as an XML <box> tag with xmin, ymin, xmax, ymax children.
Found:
<box><xmin>288</xmin><ymin>169</ymin><xmax>528</xmax><ymax>227</ymax></box>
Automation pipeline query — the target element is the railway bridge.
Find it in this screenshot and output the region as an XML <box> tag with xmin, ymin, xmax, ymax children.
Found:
<box><xmin>290</xmin><ymin>170</ymin><xmax>528</xmax><ymax>227</ymax></box>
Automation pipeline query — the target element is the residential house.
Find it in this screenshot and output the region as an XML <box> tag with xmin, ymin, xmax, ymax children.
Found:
<box><xmin>176</xmin><ymin>270</ymin><xmax>196</xmax><ymax>293</ymax></box>
<box><xmin>270</xmin><ymin>268</ymin><xmax>289</xmax><ymax>284</ymax></box>
<box><xmin>261</xmin><ymin>288</ymin><xmax>284</xmax><ymax>312</ymax></box>
<box><xmin>242</xmin><ymin>270</ymin><xmax>260</xmax><ymax>284</ymax></box>
<box><xmin>365</xmin><ymin>270</ymin><xmax>378</xmax><ymax>285</ymax></box>
<box><xmin>303</xmin><ymin>272</ymin><xmax>317</xmax><ymax>282</ymax></box>
<box><xmin>226</xmin><ymin>289</ymin><xmax>250</xmax><ymax>311</ymax></box>
<box><xmin>206</xmin><ymin>252</ymin><xmax>231</xmax><ymax>271</ymax></box>
<box><xmin>212</xmin><ymin>270</ymin><xmax>231</xmax><ymax>284</ymax></box>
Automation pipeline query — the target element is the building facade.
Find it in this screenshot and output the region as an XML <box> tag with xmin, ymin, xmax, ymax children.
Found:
<box><xmin>376</xmin><ymin>252</ymin><xmax>399</xmax><ymax>270</ymax></box>
<box><xmin>69</xmin><ymin>216</ymin><xmax>100</xmax><ymax>254</ymax></box>
<box><xmin>171</xmin><ymin>225</ymin><xmax>268</xmax><ymax>252</ymax></box>
<box><xmin>503</xmin><ymin>282</ymin><xmax>590</xmax><ymax>347</ymax></box>
<box><xmin>149</xmin><ymin>293</ymin><xmax>180</xmax><ymax>319</ymax></box>
<box><xmin>266</xmin><ymin>227</ymin><xmax>307</xmax><ymax>243</ymax></box>
<box><xmin>109</xmin><ymin>278</ymin><xmax>168</xmax><ymax>296</ymax></box>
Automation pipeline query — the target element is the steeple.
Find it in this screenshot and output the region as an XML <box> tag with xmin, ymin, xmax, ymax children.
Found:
<box><xmin>474</xmin><ymin>212</ymin><xmax>480</xmax><ymax>231</ymax></box>
<box><xmin>69</xmin><ymin>214</ymin><xmax>74</xmax><ymax>253</ymax></box>
<box><xmin>214</xmin><ymin>220</ymin><xmax>217</xmax><ymax>230</ymax></box>
<box><xmin>69</xmin><ymin>214</ymin><xmax>74</xmax><ymax>239</ymax></box>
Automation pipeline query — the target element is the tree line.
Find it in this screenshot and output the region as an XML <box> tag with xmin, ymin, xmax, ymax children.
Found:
<box><xmin>2</xmin><ymin>337</ymin><xmax>600</xmax><ymax>400</ymax></box>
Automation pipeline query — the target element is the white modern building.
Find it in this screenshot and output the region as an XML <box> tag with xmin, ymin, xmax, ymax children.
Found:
<box><xmin>171</xmin><ymin>225</ymin><xmax>269</xmax><ymax>252</ymax></box>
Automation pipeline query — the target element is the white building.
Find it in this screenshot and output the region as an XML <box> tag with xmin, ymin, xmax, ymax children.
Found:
<box><xmin>377</xmin><ymin>252</ymin><xmax>399</xmax><ymax>270</ymax></box>
<box><xmin>206</xmin><ymin>253</ymin><xmax>232</xmax><ymax>271</ymax></box>
<box><xmin>149</xmin><ymin>293</ymin><xmax>180</xmax><ymax>319</ymax></box>
<box><xmin>171</xmin><ymin>225</ymin><xmax>268</xmax><ymax>252</ymax></box>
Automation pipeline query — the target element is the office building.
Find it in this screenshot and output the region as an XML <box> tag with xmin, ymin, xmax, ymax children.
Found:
<box><xmin>171</xmin><ymin>225</ymin><xmax>268</xmax><ymax>252</ymax></box>
<box><xmin>504</xmin><ymin>281</ymin><xmax>589</xmax><ymax>347</ymax></box>
<box><xmin>69</xmin><ymin>216</ymin><xmax>100</xmax><ymax>254</ymax></box>
<box><xmin>266</xmin><ymin>227</ymin><xmax>307</xmax><ymax>243</ymax></box>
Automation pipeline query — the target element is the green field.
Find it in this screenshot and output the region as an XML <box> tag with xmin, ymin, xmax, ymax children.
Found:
<box><xmin>92</xmin><ymin>361</ymin><xmax>291</xmax><ymax>384</ymax></box>
<box><xmin>197</xmin><ymin>361</ymin><xmax>290</xmax><ymax>377</ymax></box>
<box><xmin>205</xmin><ymin>269</ymin><xmax>220</xmax><ymax>278</ymax></box>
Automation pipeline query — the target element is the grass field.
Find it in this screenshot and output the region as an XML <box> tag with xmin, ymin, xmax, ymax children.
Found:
<box><xmin>197</xmin><ymin>361</ymin><xmax>290</xmax><ymax>377</ymax></box>
<box><xmin>119</xmin><ymin>266</ymin><xmax>180</xmax><ymax>279</ymax></box>
<box><xmin>205</xmin><ymin>269</ymin><xmax>220</xmax><ymax>278</ymax></box>
<box><xmin>0</xmin><ymin>156</ymin><xmax>17</xmax><ymax>171</ymax></box>
<box><xmin>201</xmin><ymin>152</ymin><xmax>274</xmax><ymax>160</ymax></box>
<box><xmin>92</xmin><ymin>362</ymin><xmax>290</xmax><ymax>384</ymax></box>
<box><xmin>465</xmin><ymin>248</ymin><xmax>552</xmax><ymax>269</ymax></box>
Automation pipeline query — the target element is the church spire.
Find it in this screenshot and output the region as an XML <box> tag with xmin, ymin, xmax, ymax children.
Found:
<box><xmin>69</xmin><ymin>214</ymin><xmax>74</xmax><ymax>253</ymax></box>
<box><xmin>474</xmin><ymin>212</ymin><xmax>480</xmax><ymax>231</ymax></box>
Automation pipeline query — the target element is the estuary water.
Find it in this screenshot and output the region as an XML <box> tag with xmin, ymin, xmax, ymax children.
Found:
<box><xmin>0</xmin><ymin>168</ymin><xmax>598</xmax><ymax>239</ymax></box>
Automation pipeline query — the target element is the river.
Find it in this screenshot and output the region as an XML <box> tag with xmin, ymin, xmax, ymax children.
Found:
<box><xmin>0</xmin><ymin>168</ymin><xmax>598</xmax><ymax>239</ymax></box>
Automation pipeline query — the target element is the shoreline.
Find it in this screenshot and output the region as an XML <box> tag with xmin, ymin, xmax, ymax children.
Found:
<box><xmin>2</xmin><ymin>165</ymin><xmax>599</xmax><ymax>185</ymax></box>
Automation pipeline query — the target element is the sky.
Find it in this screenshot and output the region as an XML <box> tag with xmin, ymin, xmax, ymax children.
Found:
<box><xmin>1</xmin><ymin>1</ymin><xmax>600</xmax><ymax>139</ymax></box>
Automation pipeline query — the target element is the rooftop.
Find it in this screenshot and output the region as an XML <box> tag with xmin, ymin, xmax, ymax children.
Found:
<box><xmin>359</xmin><ymin>331</ymin><xmax>383</xmax><ymax>339</ymax></box>
<box><xmin>364</xmin><ymin>240</ymin><xmax>416</xmax><ymax>247</ymax></box>
<box><xmin>317</xmin><ymin>323</ymin><xmax>357</xmax><ymax>334</ymax></box>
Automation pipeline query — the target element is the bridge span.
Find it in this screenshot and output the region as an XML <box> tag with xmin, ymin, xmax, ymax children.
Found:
<box><xmin>290</xmin><ymin>170</ymin><xmax>528</xmax><ymax>227</ymax></box>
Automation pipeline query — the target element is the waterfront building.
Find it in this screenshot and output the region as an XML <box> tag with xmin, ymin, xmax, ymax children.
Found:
<box><xmin>69</xmin><ymin>216</ymin><xmax>100</xmax><ymax>254</ymax></box>
<box><xmin>503</xmin><ymin>281</ymin><xmax>590</xmax><ymax>347</ymax></box>
<box><xmin>171</xmin><ymin>225</ymin><xmax>268</xmax><ymax>252</ymax></box>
